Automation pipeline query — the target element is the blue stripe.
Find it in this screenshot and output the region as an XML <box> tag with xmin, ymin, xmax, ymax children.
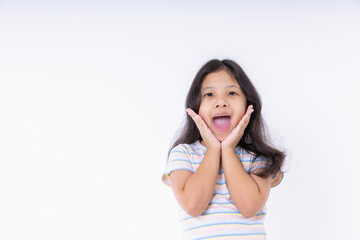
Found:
<box><xmin>171</xmin><ymin>149</ymin><xmax>205</xmax><ymax>156</ymax></box>
<box><xmin>171</xmin><ymin>161</ymin><xmax>202</xmax><ymax>165</ymax></box>
<box><xmin>200</xmin><ymin>209</ymin><xmax>266</xmax><ymax>217</ymax></box>
<box><xmin>216</xmin><ymin>181</ymin><xmax>226</xmax><ymax>185</ymax></box>
<box><xmin>208</xmin><ymin>202</ymin><xmax>234</xmax><ymax>205</ymax></box>
<box><xmin>184</xmin><ymin>222</ymin><xmax>264</xmax><ymax>232</ymax></box>
<box><xmin>172</xmin><ymin>149</ymin><xmax>205</xmax><ymax>156</ymax></box>
<box><xmin>213</xmin><ymin>190</ymin><xmax>230</xmax><ymax>195</ymax></box>
<box><xmin>213</xmin><ymin>192</ymin><xmax>229</xmax><ymax>196</ymax></box>
<box><xmin>171</xmin><ymin>150</ymin><xmax>187</xmax><ymax>154</ymax></box>
<box><xmin>170</xmin><ymin>158</ymin><xmax>191</xmax><ymax>164</ymax></box>
<box><xmin>241</xmin><ymin>158</ymin><xmax>267</xmax><ymax>163</ymax></box>
<box><xmin>180</xmin><ymin>211</ymin><xmax>242</xmax><ymax>222</ymax></box>
<box><xmin>168</xmin><ymin>168</ymin><xmax>193</xmax><ymax>174</ymax></box>
<box><xmin>189</xmin><ymin>152</ymin><xmax>205</xmax><ymax>156</ymax></box>
<box><xmin>194</xmin><ymin>233</ymin><xmax>266</xmax><ymax>239</ymax></box>
<box><xmin>189</xmin><ymin>146</ymin><xmax>204</xmax><ymax>151</ymax></box>
<box><xmin>271</xmin><ymin>172</ymin><xmax>284</xmax><ymax>188</ymax></box>
<box><xmin>250</xmin><ymin>166</ymin><xmax>265</xmax><ymax>172</ymax></box>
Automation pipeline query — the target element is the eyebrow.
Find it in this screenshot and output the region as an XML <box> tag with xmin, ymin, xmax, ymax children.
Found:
<box><xmin>201</xmin><ymin>85</ymin><xmax>240</xmax><ymax>91</ymax></box>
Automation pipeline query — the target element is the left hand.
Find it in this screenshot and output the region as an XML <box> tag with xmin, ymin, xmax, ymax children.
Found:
<box><xmin>221</xmin><ymin>105</ymin><xmax>254</xmax><ymax>151</ymax></box>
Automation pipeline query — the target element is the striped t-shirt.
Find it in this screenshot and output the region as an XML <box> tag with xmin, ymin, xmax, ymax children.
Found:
<box><xmin>162</xmin><ymin>140</ymin><xmax>284</xmax><ymax>240</ymax></box>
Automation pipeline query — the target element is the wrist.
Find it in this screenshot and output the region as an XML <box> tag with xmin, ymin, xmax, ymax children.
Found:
<box><xmin>206</xmin><ymin>147</ymin><xmax>221</xmax><ymax>154</ymax></box>
<box><xmin>221</xmin><ymin>141</ymin><xmax>237</xmax><ymax>151</ymax></box>
<box><xmin>221</xmin><ymin>147</ymin><xmax>236</xmax><ymax>157</ymax></box>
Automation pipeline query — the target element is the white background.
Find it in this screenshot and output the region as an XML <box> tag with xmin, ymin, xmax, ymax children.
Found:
<box><xmin>1</xmin><ymin>1</ymin><xmax>359</xmax><ymax>239</ymax></box>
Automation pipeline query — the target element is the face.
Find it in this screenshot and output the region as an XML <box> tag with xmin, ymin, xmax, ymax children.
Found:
<box><xmin>199</xmin><ymin>69</ymin><xmax>247</xmax><ymax>142</ymax></box>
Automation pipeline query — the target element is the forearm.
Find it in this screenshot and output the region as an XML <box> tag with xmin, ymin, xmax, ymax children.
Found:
<box><xmin>222</xmin><ymin>148</ymin><xmax>264</xmax><ymax>217</ymax></box>
<box><xmin>182</xmin><ymin>149</ymin><xmax>220</xmax><ymax>215</ymax></box>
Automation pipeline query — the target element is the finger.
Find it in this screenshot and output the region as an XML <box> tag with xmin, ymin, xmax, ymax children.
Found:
<box><xmin>244</xmin><ymin>105</ymin><xmax>254</xmax><ymax>119</ymax></box>
<box><xmin>233</xmin><ymin>106</ymin><xmax>254</xmax><ymax>132</ymax></box>
<box><xmin>186</xmin><ymin>108</ymin><xmax>202</xmax><ymax>125</ymax></box>
<box><xmin>186</xmin><ymin>108</ymin><xmax>208</xmax><ymax>133</ymax></box>
<box><xmin>246</xmin><ymin>105</ymin><xmax>254</xmax><ymax>114</ymax></box>
<box><xmin>241</xmin><ymin>107</ymin><xmax>254</xmax><ymax>130</ymax></box>
<box><xmin>186</xmin><ymin>108</ymin><xmax>197</xmax><ymax>118</ymax></box>
<box><xmin>243</xmin><ymin>107</ymin><xmax>254</xmax><ymax>125</ymax></box>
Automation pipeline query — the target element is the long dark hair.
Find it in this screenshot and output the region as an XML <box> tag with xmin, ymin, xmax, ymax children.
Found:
<box><xmin>168</xmin><ymin>59</ymin><xmax>285</xmax><ymax>178</ymax></box>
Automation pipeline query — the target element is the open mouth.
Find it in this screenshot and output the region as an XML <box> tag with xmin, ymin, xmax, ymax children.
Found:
<box><xmin>213</xmin><ymin>116</ymin><xmax>231</xmax><ymax>131</ymax></box>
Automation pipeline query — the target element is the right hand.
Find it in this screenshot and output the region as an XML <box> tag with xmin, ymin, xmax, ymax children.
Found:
<box><xmin>186</xmin><ymin>108</ymin><xmax>221</xmax><ymax>150</ymax></box>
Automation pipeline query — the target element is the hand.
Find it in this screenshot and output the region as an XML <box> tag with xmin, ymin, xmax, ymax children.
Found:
<box><xmin>186</xmin><ymin>108</ymin><xmax>221</xmax><ymax>150</ymax></box>
<box><xmin>221</xmin><ymin>105</ymin><xmax>254</xmax><ymax>151</ymax></box>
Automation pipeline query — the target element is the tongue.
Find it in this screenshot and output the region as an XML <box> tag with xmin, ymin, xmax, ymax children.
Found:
<box><xmin>213</xmin><ymin>116</ymin><xmax>230</xmax><ymax>130</ymax></box>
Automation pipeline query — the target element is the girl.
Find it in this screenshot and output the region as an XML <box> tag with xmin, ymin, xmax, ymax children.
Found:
<box><xmin>162</xmin><ymin>59</ymin><xmax>285</xmax><ymax>240</ymax></box>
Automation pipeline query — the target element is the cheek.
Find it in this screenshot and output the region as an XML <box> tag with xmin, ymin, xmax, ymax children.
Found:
<box><xmin>233</xmin><ymin>109</ymin><xmax>246</xmax><ymax>125</ymax></box>
<box><xmin>240</xmin><ymin>109</ymin><xmax>246</xmax><ymax>118</ymax></box>
<box><xmin>198</xmin><ymin>105</ymin><xmax>211</xmax><ymax>122</ymax></box>
<box><xmin>239</xmin><ymin>103</ymin><xmax>247</xmax><ymax>117</ymax></box>
<box><xmin>198</xmin><ymin>104</ymin><xmax>204</xmax><ymax>116</ymax></box>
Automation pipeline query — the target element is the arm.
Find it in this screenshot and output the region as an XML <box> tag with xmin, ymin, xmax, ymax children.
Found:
<box><xmin>169</xmin><ymin>108</ymin><xmax>222</xmax><ymax>217</ymax></box>
<box><xmin>222</xmin><ymin>148</ymin><xmax>272</xmax><ymax>218</ymax></box>
<box><xmin>170</xmin><ymin>148</ymin><xmax>220</xmax><ymax>217</ymax></box>
<box><xmin>220</xmin><ymin>105</ymin><xmax>271</xmax><ymax>218</ymax></box>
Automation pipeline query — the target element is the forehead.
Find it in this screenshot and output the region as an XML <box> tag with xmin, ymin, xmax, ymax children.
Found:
<box><xmin>201</xmin><ymin>70</ymin><xmax>240</xmax><ymax>89</ymax></box>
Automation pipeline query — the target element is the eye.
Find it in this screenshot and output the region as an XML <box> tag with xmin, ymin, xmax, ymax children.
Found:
<box><xmin>204</xmin><ymin>93</ymin><xmax>213</xmax><ymax>97</ymax></box>
<box><xmin>228</xmin><ymin>91</ymin><xmax>237</xmax><ymax>96</ymax></box>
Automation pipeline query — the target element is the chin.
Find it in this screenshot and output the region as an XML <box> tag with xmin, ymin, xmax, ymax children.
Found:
<box><xmin>216</xmin><ymin>134</ymin><xmax>228</xmax><ymax>142</ymax></box>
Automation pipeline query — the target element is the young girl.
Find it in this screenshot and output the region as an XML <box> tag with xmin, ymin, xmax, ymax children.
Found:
<box><xmin>162</xmin><ymin>59</ymin><xmax>285</xmax><ymax>240</ymax></box>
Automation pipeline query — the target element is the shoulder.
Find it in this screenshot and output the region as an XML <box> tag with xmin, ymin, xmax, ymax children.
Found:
<box><xmin>236</xmin><ymin>147</ymin><xmax>268</xmax><ymax>173</ymax></box>
<box><xmin>170</xmin><ymin>143</ymin><xmax>192</xmax><ymax>156</ymax></box>
<box><xmin>235</xmin><ymin>147</ymin><xmax>258</xmax><ymax>162</ymax></box>
<box><xmin>237</xmin><ymin>147</ymin><xmax>267</xmax><ymax>162</ymax></box>
<box><xmin>163</xmin><ymin>142</ymin><xmax>200</xmax><ymax>188</ymax></box>
<box><xmin>170</xmin><ymin>141</ymin><xmax>204</xmax><ymax>156</ymax></box>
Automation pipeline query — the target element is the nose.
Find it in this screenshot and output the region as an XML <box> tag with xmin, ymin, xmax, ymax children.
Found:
<box><xmin>215</xmin><ymin>97</ymin><xmax>228</xmax><ymax>108</ymax></box>
<box><xmin>216</xmin><ymin>103</ymin><xmax>228</xmax><ymax>108</ymax></box>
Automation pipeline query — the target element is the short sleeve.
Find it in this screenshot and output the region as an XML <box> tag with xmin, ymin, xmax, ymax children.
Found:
<box><xmin>249</xmin><ymin>155</ymin><xmax>284</xmax><ymax>188</ymax></box>
<box><xmin>161</xmin><ymin>144</ymin><xmax>194</xmax><ymax>188</ymax></box>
